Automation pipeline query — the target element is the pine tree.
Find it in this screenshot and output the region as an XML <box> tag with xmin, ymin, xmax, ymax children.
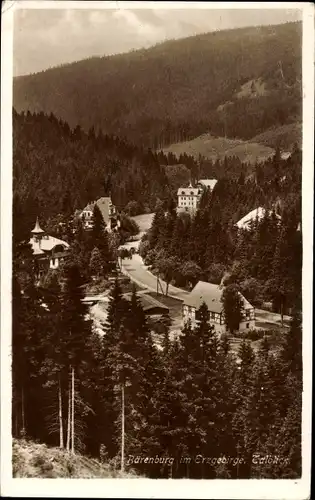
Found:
<box><xmin>282</xmin><ymin>307</ymin><xmax>302</xmax><ymax>376</ymax></box>
<box><xmin>92</xmin><ymin>204</ymin><xmax>111</xmax><ymax>275</ymax></box>
<box><xmin>61</xmin><ymin>263</ymin><xmax>93</xmax><ymax>453</ymax></box>
<box><xmin>221</xmin><ymin>285</ymin><xmax>243</xmax><ymax>334</ymax></box>
<box><xmin>89</xmin><ymin>247</ymin><xmax>103</xmax><ymax>278</ymax></box>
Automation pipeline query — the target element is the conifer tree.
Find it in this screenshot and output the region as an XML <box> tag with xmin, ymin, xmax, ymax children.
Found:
<box><xmin>221</xmin><ymin>285</ymin><xmax>243</xmax><ymax>333</ymax></box>
<box><xmin>89</xmin><ymin>247</ymin><xmax>103</xmax><ymax>277</ymax></box>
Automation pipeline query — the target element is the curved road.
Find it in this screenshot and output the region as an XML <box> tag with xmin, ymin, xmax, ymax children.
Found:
<box><xmin>121</xmin><ymin>253</ymin><xmax>189</xmax><ymax>301</ymax></box>
<box><xmin>120</xmin><ymin>212</ymin><xmax>189</xmax><ymax>301</ymax></box>
<box><xmin>120</xmin><ymin>213</ymin><xmax>290</xmax><ymax>330</ymax></box>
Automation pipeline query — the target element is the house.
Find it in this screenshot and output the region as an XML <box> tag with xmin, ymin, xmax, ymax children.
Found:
<box><xmin>177</xmin><ymin>182</ymin><xmax>202</xmax><ymax>214</ymax></box>
<box><xmin>177</xmin><ymin>179</ymin><xmax>217</xmax><ymax>215</ymax></box>
<box><xmin>236</xmin><ymin>207</ymin><xmax>281</xmax><ymax>231</ymax></box>
<box><xmin>79</xmin><ymin>196</ymin><xmax>119</xmax><ymax>232</ymax></box>
<box><xmin>182</xmin><ymin>281</ymin><xmax>255</xmax><ymax>334</ymax></box>
<box><xmin>197</xmin><ymin>179</ymin><xmax>218</xmax><ymax>191</ymax></box>
<box><xmin>29</xmin><ymin>217</ymin><xmax>70</xmax><ymax>277</ymax></box>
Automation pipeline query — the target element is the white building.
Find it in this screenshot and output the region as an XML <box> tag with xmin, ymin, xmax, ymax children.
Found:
<box><xmin>197</xmin><ymin>179</ymin><xmax>218</xmax><ymax>191</ymax></box>
<box><xmin>182</xmin><ymin>281</ymin><xmax>255</xmax><ymax>335</ymax></box>
<box><xmin>177</xmin><ymin>179</ymin><xmax>217</xmax><ymax>215</ymax></box>
<box><xmin>177</xmin><ymin>183</ymin><xmax>201</xmax><ymax>214</ymax></box>
<box><xmin>29</xmin><ymin>218</ymin><xmax>70</xmax><ymax>275</ymax></box>
<box><xmin>79</xmin><ymin>196</ymin><xmax>119</xmax><ymax>232</ymax></box>
<box><xmin>236</xmin><ymin>207</ymin><xmax>281</xmax><ymax>231</ymax></box>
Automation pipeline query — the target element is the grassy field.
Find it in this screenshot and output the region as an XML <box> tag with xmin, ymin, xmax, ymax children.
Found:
<box><xmin>163</xmin><ymin>133</ymin><xmax>275</xmax><ymax>165</ymax></box>
<box><xmin>131</xmin><ymin>213</ymin><xmax>154</xmax><ymax>234</ymax></box>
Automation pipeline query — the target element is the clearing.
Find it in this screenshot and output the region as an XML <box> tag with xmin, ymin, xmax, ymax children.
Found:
<box><xmin>163</xmin><ymin>133</ymin><xmax>275</xmax><ymax>165</ymax></box>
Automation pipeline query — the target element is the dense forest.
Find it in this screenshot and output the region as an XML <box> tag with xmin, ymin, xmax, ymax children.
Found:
<box><xmin>140</xmin><ymin>146</ymin><xmax>302</xmax><ymax>316</ymax></box>
<box><xmin>12</xmin><ymin>17</ymin><xmax>303</xmax><ymax>476</ymax></box>
<box><xmin>14</xmin><ymin>22</ymin><xmax>301</xmax><ymax>149</ymax></box>
<box><xmin>12</xmin><ymin>125</ymin><xmax>302</xmax><ymax>479</ymax></box>
<box><xmin>13</xmin><ymin>259</ymin><xmax>302</xmax><ymax>479</ymax></box>
<box><xmin>13</xmin><ymin>109</ymin><xmax>259</xmax><ymax>242</ymax></box>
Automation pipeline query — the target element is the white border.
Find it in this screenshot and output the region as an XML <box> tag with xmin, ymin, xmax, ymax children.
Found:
<box><xmin>1</xmin><ymin>2</ymin><xmax>313</xmax><ymax>499</ymax></box>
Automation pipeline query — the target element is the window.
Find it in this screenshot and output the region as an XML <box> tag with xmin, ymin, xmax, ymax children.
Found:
<box><xmin>246</xmin><ymin>323</ymin><xmax>250</xmax><ymax>329</ymax></box>
<box><xmin>211</xmin><ymin>312</ymin><xmax>215</xmax><ymax>320</ymax></box>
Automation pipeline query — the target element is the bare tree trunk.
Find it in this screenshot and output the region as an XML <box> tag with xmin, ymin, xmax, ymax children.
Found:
<box><xmin>58</xmin><ymin>374</ymin><xmax>64</xmax><ymax>448</ymax></box>
<box><xmin>121</xmin><ymin>382</ymin><xmax>125</xmax><ymax>473</ymax></box>
<box><xmin>71</xmin><ymin>367</ymin><xmax>75</xmax><ymax>454</ymax></box>
<box><xmin>21</xmin><ymin>386</ymin><xmax>25</xmax><ymax>436</ymax></box>
<box><xmin>166</xmin><ymin>282</ymin><xmax>169</xmax><ymax>297</ymax></box>
<box><xmin>66</xmin><ymin>376</ymin><xmax>71</xmax><ymax>451</ymax></box>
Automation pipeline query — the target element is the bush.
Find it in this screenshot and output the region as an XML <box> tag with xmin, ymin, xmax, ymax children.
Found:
<box><xmin>206</xmin><ymin>262</ymin><xmax>226</xmax><ymax>285</ymax></box>
<box><xmin>234</xmin><ymin>329</ymin><xmax>264</xmax><ymax>341</ymax></box>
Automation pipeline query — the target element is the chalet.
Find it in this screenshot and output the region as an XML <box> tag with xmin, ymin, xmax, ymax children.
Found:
<box><xmin>236</xmin><ymin>207</ymin><xmax>281</xmax><ymax>231</ymax></box>
<box><xmin>29</xmin><ymin>217</ymin><xmax>70</xmax><ymax>277</ymax></box>
<box><xmin>79</xmin><ymin>196</ymin><xmax>119</xmax><ymax>232</ymax></box>
<box><xmin>182</xmin><ymin>281</ymin><xmax>255</xmax><ymax>334</ymax></box>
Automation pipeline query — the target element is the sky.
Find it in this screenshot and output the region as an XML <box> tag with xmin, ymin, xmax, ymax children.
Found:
<box><xmin>13</xmin><ymin>5</ymin><xmax>302</xmax><ymax>76</ymax></box>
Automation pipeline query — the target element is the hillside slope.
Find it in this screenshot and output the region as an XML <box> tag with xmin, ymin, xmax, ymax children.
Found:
<box><xmin>163</xmin><ymin>134</ymin><xmax>275</xmax><ymax>164</ymax></box>
<box><xmin>13</xmin><ymin>439</ymin><xmax>136</xmax><ymax>478</ymax></box>
<box><xmin>14</xmin><ymin>22</ymin><xmax>302</xmax><ymax>147</ymax></box>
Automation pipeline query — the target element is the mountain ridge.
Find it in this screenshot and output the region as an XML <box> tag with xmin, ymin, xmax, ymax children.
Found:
<box><xmin>14</xmin><ymin>21</ymin><xmax>302</xmax><ymax>149</ymax></box>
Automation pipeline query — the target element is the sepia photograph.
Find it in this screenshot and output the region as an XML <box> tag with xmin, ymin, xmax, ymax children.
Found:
<box><xmin>1</xmin><ymin>1</ymin><xmax>313</xmax><ymax>498</ymax></box>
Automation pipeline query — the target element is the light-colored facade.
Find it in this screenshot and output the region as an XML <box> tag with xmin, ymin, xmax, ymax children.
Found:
<box><xmin>80</xmin><ymin>196</ymin><xmax>119</xmax><ymax>232</ymax></box>
<box><xmin>182</xmin><ymin>281</ymin><xmax>255</xmax><ymax>334</ymax></box>
<box><xmin>177</xmin><ymin>179</ymin><xmax>217</xmax><ymax>215</ymax></box>
<box><xmin>29</xmin><ymin>218</ymin><xmax>70</xmax><ymax>276</ymax></box>
<box><xmin>177</xmin><ymin>183</ymin><xmax>201</xmax><ymax>214</ymax></box>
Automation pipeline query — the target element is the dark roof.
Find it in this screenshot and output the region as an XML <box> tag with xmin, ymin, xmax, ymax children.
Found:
<box><xmin>124</xmin><ymin>293</ymin><xmax>169</xmax><ymax>314</ymax></box>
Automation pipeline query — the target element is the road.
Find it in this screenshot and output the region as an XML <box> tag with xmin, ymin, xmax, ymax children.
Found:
<box><xmin>119</xmin><ymin>212</ymin><xmax>291</xmax><ymax>330</ymax></box>
<box><xmin>121</xmin><ymin>254</ymin><xmax>189</xmax><ymax>301</ymax></box>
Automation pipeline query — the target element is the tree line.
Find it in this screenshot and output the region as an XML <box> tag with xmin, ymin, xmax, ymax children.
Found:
<box><xmin>12</xmin><ymin>149</ymin><xmax>302</xmax><ymax>477</ymax></box>
<box><xmin>12</xmin><ymin>259</ymin><xmax>302</xmax><ymax>479</ymax></box>
<box><xmin>140</xmin><ymin>146</ymin><xmax>302</xmax><ymax>316</ymax></box>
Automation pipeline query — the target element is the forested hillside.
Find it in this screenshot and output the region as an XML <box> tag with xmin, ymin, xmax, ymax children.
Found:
<box><xmin>140</xmin><ymin>145</ymin><xmax>302</xmax><ymax>316</ymax></box>
<box><xmin>13</xmin><ymin>109</ymin><xmax>268</xmax><ymax>242</ymax></box>
<box><xmin>13</xmin><ymin>110</ymin><xmax>170</xmax><ymax>240</ymax></box>
<box><xmin>14</xmin><ymin>22</ymin><xmax>301</xmax><ymax>149</ymax></box>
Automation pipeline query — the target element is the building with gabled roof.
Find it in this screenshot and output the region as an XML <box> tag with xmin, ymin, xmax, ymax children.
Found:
<box><xmin>29</xmin><ymin>217</ymin><xmax>70</xmax><ymax>276</ymax></box>
<box><xmin>236</xmin><ymin>207</ymin><xmax>281</xmax><ymax>231</ymax></box>
<box><xmin>182</xmin><ymin>280</ymin><xmax>255</xmax><ymax>334</ymax></box>
<box><xmin>177</xmin><ymin>178</ymin><xmax>217</xmax><ymax>215</ymax></box>
<box><xmin>177</xmin><ymin>182</ymin><xmax>202</xmax><ymax>215</ymax></box>
<box><xmin>197</xmin><ymin>179</ymin><xmax>218</xmax><ymax>191</ymax></box>
<box><xmin>79</xmin><ymin>196</ymin><xmax>119</xmax><ymax>232</ymax></box>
